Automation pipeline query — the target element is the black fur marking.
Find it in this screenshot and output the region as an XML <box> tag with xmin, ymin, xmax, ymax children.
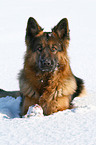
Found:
<box><xmin>19</xmin><ymin>93</ymin><xmax>25</xmax><ymax>118</ymax></box>
<box><xmin>20</xmin><ymin>93</ymin><xmax>25</xmax><ymax>107</ymax></box>
<box><xmin>71</xmin><ymin>76</ymin><xmax>84</xmax><ymax>101</ymax></box>
<box><xmin>44</xmin><ymin>32</ymin><xmax>52</xmax><ymax>40</ymax></box>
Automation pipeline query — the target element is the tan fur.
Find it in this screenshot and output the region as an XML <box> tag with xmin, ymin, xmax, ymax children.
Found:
<box><xmin>36</xmin><ymin>31</ymin><xmax>44</xmax><ymax>37</ymax></box>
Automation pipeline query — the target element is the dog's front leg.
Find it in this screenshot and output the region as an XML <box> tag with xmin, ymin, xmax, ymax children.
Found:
<box><xmin>20</xmin><ymin>92</ymin><xmax>39</xmax><ymax>116</ymax></box>
<box><xmin>39</xmin><ymin>90</ymin><xmax>71</xmax><ymax>115</ymax></box>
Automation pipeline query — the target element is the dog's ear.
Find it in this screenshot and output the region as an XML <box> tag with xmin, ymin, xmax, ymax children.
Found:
<box><xmin>52</xmin><ymin>18</ymin><xmax>70</xmax><ymax>40</ymax></box>
<box><xmin>26</xmin><ymin>17</ymin><xmax>43</xmax><ymax>39</ymax></box>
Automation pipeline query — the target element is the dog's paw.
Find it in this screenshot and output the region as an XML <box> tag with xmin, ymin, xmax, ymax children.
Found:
<box><xmin>23</xmin><ymin>104</ymin><xmax>44</xmax><ymax>118</ymax></box>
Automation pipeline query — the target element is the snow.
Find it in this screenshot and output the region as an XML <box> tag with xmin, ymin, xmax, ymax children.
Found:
<box><xmin>0</xmin><ymin>0</ymin><xmax>96</xmax><ymax>144</ymax></box>
<box><xmin>23</xmin><ymin>104</ymin><xmax>44</xmax><ymax>118</ymax></box>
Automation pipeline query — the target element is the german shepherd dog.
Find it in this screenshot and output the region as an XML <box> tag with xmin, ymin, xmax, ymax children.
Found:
<box><xmin>19</xmin><ymin>17</ymin><xmax>85</xmax><ymax>116</ymax></box>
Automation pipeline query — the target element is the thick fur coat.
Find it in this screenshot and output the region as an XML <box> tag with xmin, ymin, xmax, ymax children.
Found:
<box><xmin>19</xmin><ymin>17</ymin><xmax>85</xmax><ymax>116</ymax></box>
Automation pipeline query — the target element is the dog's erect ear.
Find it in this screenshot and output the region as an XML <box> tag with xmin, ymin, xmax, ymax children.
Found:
<box><xmin>26</xmin><ymin>17</ymin><xmax>43</xmax><ymax>39</ymax></box>
<box><xmin>52</xmin><ymin>18</ymin><xmax>70</xmax><ymax>40</ymax></box>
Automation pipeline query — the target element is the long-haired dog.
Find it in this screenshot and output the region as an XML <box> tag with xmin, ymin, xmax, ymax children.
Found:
<box><xmin>19</xmin><ymin>17</ymin><xmax>85</xmax><ymax>116</ymax></box>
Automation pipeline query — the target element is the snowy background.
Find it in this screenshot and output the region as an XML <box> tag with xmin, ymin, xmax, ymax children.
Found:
<box><xmin>0</xmin><ymin>0</ymin><xmax>96</xmax><ymax>144</ymax></box>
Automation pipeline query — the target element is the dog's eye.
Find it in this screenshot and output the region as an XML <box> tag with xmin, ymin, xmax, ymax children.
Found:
<box><xmin>37</xmin><ymin>47</ymin><xmax>42</xmax><ymax>52</ymax></box>
<box><xmin>51</xmin><ymin>46</ymin><xmax>57</xmax><ymax>52</ymax></box>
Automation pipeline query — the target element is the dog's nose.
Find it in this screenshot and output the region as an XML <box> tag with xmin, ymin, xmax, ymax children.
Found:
<box><xmin>41</xmin><ymin>59</ymin><xmax>51</xmax><ymax>67</ymax></box>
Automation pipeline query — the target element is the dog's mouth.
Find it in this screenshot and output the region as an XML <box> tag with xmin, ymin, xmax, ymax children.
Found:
<box><xmin>39</xmin><ymin>67</ymin><xmax>55</xmax><ymax>72</ymax></box>
<box><xmin>39</xmin><ymin>59</ymin><xmax>58</xmax><ymax>72</ymax></box>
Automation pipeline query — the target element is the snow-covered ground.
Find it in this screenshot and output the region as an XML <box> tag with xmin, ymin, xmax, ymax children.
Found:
<box><xmin>0</xmin><ymin>0</ymin><xmax>96</xmax><ymax>144</ymax></box>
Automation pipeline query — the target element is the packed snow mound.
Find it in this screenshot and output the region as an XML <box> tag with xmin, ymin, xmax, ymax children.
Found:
<box><xmin>23</xmin><ymin>104</ymin><xmax>44</xmax><ymax>118</ymax></box>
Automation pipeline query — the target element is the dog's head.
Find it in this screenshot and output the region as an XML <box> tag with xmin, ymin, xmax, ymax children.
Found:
<box><xmin>25</xmin><ymin>17</ymin><xmax>70</xmax><ymax>73</ymax></box>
